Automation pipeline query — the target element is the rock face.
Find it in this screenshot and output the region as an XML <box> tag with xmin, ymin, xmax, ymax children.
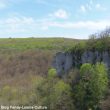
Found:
<box><xmin>52</xmin><ymin>52</ymin><xmax>73</xmax><ymax>76</ymax></box>
<box><xmin>52</xmin><ymin>51</ymin><xmax>110</xmax><ymax>76</ymax></box>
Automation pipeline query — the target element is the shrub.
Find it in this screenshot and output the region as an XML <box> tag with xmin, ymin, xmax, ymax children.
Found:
<box><xmin>48</xmin><ymin>68</ymin><xmax>57</xmax><ymax>78</ymax></box>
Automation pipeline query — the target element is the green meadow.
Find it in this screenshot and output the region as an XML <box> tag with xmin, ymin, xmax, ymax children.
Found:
<box><xmin>0</xmin><ymin>38</ymin><xmax>81</xmax><ymax>51</ymax></box>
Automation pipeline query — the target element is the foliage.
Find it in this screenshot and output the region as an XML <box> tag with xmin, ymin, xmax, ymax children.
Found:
<box><xmin>85</xmin><ymin>28</ymin><xmax>110</xmax><ymax>51</ymax></box>
<box><xmin>67</xmin><ymin>28</ymin><xmax>110</xmax><ymax>53</ymax></box>
<box><xmin>36</xmin><ymin>68</ymin><xmax>75</xmax><ymax>110</ymax></box>
<box><xmin>0</xmin><ymin>64</ymin><xmax>108</xmax><ymax>110</ymax></box>
<box><xmin>66</xmin><ymin>41</ymin><xmax>86</xmax><ymax>53</ymax></box>
<box><xmin>48</xmin><ymin>68</ymin><xmax>57</xmax><ymax>78</ymax></box>
<box><xmin>73</xmin><ymin>63</ymin><xmax>108</xmax><ymax>110</ymax></box>
<box><xmin>0</xmin><ymin>75</ymin><xmax>44</xmax><ymax>105</ymax></box>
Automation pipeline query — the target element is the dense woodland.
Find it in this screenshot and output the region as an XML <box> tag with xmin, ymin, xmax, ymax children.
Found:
<box><xmin>0</xmin><ymin>28</ymin><xmax>110</xmax><ymax>110</ymax></box>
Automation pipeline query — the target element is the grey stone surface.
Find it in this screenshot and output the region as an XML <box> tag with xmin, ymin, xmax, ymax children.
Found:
<box><xmin>64</xmin><ymin>53</ymin><xmax>73</xmax><ymax>73</ymax></box>
<box><xmin>102</xmin><ymin>51</ymin><xmax>110</xmax><ymax>68</ymax></box>
<box><xmin>52</xmin><ymin>52</ymin><xmax>73</xmax><ymax>76</ymax></box>
<box><xmin>52</xmin><ymin>51</ymin><xmax>110</xmax><ymax>76</ymax></box>
<box><xmin>81</xmin><ymin>51</ymin><xmax>94</xmax><ymax>64</ymax></box>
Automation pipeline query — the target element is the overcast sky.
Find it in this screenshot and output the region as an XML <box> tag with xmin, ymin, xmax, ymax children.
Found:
<box><xmin>0</xmin><ymin>0</ymin><xmax>110</xmax><ymax>39</ymax></box>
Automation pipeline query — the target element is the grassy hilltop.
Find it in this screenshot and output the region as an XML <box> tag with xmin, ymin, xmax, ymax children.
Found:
<box><xmin>0</xmin><ymin>38</ymin><xmax>82</xmax><ymax>51</ymax></box>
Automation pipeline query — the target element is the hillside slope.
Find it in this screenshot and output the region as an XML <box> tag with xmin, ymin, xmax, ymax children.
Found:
<box><xmin>0</xmin><ymin>38</ymin><xmax>82</xmax><ymax>86</ymax></box>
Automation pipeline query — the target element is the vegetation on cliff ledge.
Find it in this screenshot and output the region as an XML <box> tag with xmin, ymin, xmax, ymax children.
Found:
<box><xmin>66</xmin><ymin>28</ymin><xmax>110</xmax><ymax>53</ymax></box>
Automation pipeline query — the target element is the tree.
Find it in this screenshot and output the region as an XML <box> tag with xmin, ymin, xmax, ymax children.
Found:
<box><xmin>53</xmin><ymin>80</ymin><xmax>75</xmax><ymax>110</ymax></box>
<box><xmin>87</xmin><ymin>27</ymin><xmax>110</xmax><ymax>51</ymax></box>
<box><xmin>36</xmin><ymin>68</ymin><xmax>75</xmax><ymax>110</ymax></box>
<box><xmin>73</xmin><ymin>63</ymin><xmax>108</xmax><ymax>110</ymax></box>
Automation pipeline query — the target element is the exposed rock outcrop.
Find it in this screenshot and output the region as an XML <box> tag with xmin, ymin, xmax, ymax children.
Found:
<box><xmin>52</xmin><ymin>52</ymin><xmax>73</xmax><ymax>76</ymax></box>
<box><xmin>52</xmin><ymin>51</ymin><xmax>110</xmax><ymax>76</ymax></box>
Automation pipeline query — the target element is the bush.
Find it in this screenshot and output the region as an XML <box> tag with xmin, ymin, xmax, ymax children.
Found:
<box><xmin>48</xmin><ymin>68</ymin><xmax>57</xmax><ymax>78</ymax></box>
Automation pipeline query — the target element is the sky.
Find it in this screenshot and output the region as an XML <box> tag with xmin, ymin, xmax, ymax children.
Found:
<box><xmin>0</xmin><ymin>0</ymin><xmax>110</xmax><ymax>39</ymax></box>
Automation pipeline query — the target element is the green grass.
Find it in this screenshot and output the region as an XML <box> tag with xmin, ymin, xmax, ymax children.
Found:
<box><xmin>0</xmin><ymin>38</ymin><xmax>82</xmax><ymax>51</ymax></box>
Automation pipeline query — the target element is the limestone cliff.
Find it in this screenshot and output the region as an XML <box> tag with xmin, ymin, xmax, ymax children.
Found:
<box><xmin>52</xmin><ymin>51</ymin><xmax>110</xmax><ymax>76</ymax></box>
